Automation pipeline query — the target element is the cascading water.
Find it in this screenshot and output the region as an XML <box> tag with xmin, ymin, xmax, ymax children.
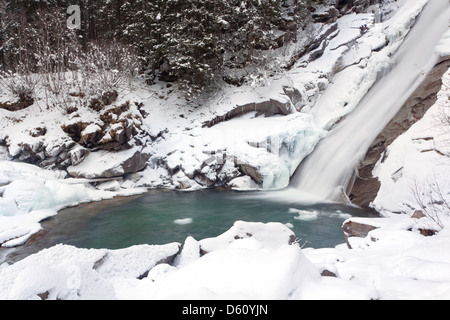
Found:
<box><xmin>292</xmin><ymin>0</ymin><xmax>450</xmax><ymax>202</ymax></box>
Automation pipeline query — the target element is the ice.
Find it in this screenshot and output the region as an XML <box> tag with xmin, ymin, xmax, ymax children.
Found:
<box><xmin>289</xmin><ymin>208</ymin><xmax>319</xmax><ymax>221</ymax></box>
<box><xmin>203</xmin><ymin>112</ymin><xmax>325</xmax><ymax>190</ymax></box>
<box><xmin>173</xmin><ymin>218</ymin><xmax>193</xmax><ymax>225</ymax></box>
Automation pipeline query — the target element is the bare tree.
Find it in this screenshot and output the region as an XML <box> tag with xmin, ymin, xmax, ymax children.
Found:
<box><xmin>412</xmin><ymin>173</ymin><xmax>450</xmax><ymax>230</ymax></box>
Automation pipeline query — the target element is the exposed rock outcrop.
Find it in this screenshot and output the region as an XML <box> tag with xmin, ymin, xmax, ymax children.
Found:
<box><xmin>62</xmin><ymin>100</ymin><xmax>145</xmax><ymax>152</ymax></box>
<box><xmin>203</xmin><ymin>97</ymin><xmax>293</xmax><ymax>128</ymax></box>
<box><xmin>342</xmin><ymin>220</ymin><xmax>378</xmax><ymax>249</ymax></box>
<box><xmin>0</xmin><ymin>98</ymin><xmax>34</xmax><ymax>112</ymax></box>
<box><xmin>68</xmin><ymin>147</ymin><xmax>151</xmax><ymax>179</ymax></box>
<box><xmin>350</xmin><ymin>58</ymin><xmax>450</xmax><ymax>210</ymax></box>
<box><xmin>335</xmin><ymin>0</ymin><xmax>379</xmax><ymax>15</ymax></box>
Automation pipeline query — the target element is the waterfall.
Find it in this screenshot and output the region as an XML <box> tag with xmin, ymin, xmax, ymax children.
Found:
<box><xmin>291</xmin><ymin>0</ymin><xmax>450</xmax><ymax>202</ymax></box>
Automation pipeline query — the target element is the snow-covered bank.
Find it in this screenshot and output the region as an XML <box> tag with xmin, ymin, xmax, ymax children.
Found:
<box><xmin>1</xmin><ymin>218</ymin><xmax>449</xmax><ymax>300</ymax></box>
<box><xmin>0</xmin><ymin>161</ymin><xmax>147</xmax><ymax>247</ymax></box>
<box><xmin>371</xmin><ymin>58</ymin><xmax>450</xmax><ymax>220</ymax></box>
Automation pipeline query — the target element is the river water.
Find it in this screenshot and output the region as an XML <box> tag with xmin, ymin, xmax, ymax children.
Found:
<box><xmin>2</xmin><ymin>189</ymin><xmax>372</xmax><ymax>264</ymax></box>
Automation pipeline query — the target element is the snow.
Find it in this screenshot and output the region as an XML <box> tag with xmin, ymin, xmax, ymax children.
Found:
<box><xmin>1</xmin><ymin>0</ymin><xmax>450</xmax><ymax>301</ymax></box>
<box><xmin>436</xmin><ymin>29</ymin><xmax>450</xmax><ymax>58</ymax></box>
<box><xmin>67</xmin><ymin>147</ymin><xmax>144</xmax><ymax>179</ymax></box>
<box><xmin>0</xmin><ymin>161</ymin><xmax>147</xmax><ymax>247</ymax></box>
<box><xmin>2</xmin><ymin>216</ymin><xmax>449</xmax><ymax>300</ymax></box>
<box><xmin>289</xmin><ymin>208</ymin><xmax>319</xmax><ymax>221</ymax></box>
<box><xmin>372</xmin><ymin>66</ymin><xmax>450</xmax><ymax>218</ymax></box>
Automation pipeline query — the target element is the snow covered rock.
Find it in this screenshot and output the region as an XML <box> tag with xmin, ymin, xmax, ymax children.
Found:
<box><xmin>203</xmin><ymin>96</ymin><xmax>294</xmax><ymax>128</ymax></box>
<box><xmin>0</xmin><ymin>243</ymin><xmax>181</xmax><ymax>300</ymax></box>
<box><xmin>370</xmin><ymin>65</ymin><xmax>450</xmax><ymax>218</ymax></box>
<box><xmin>0</xmin><ymin>221</ymin><xmax>326</xmax><ymax>300</ymax></box>
<box><xmin>343</xmin><ymin>219</ymin><xmax>379</xmax><ymax>249</ymax></box>
<box><xmin>62</xmin><ymin>100</ymin><xmax>146</xmax><ymax>152</ymax></box>
<box><xmin>0</xmin><ymin>98</ymin><xmax>34</xmax><ymax>112</ymax></box>
<box><xmin>199</xmin><ymin>221</ymin><xmax>298</xmax><ymax>254</ymax></box>
<box><xmin>68</xmin><ymin>147</ymin><xmax>151</xmax><ymax>179</ymax></box>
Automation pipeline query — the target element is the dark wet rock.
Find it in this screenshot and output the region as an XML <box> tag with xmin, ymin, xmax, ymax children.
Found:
<box><xmin>321</xmin><ymin>270</ymin><xmax>337</xmax><ymax>277</ymax></box>
<box><xmin>0</xmin><ymin>98</ymin><xmax>34</xmax><ymax>112</ymax></box>
<box><xmin>203</xmin><ymin>97</ymin><xmax>293</xmax><ymax>128</ymax></box>
<box><xmin>343</xmin><ymin>220</ymin><xmax>378</xmax><ymax>249</ymax></box>
<box><xmin>236</xmin><ymin>162</ymin><xmax>264</xmax><ymax>186</ymax></box>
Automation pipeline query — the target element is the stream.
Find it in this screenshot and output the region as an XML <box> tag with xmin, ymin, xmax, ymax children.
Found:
<box><xmin>2</xmin><ymin>189</ymin><xmax>372</xmax><ymax>264</ymax></box>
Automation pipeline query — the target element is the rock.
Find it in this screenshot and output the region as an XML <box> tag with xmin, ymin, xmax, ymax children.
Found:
<box><xmin>283</xmin><ymin>86</ymin><xmax>305</xmax><ymax>111</ymax></box>
<box><xmin>90</xmin><ymin>243</ymin><xmax>182</xmax><ymax>280</ymax></box>
<box><xmin>68</xmin><ymin>146</ymin><xmax>90</xmax><ymax>167</ymax></box>
<box><xmin>312</xmin><ymin>8</ymin><xmax>340</xmax><ymax>24</ymax></box>
<box><xmin>411</xmin><ymin>210</ymin><xmax>426</xmax><ymax>219</ymax></box>
<box><xmin>101</xmin><ymin>90</ymin><xmax>119</xmax><ymax>106</ymax></box>
<box><xmin>199</xmin><ymin>221</ymin><xmax>297</xmax><ymax>255</ymax></box>
<box><xmin>350</xmin><ymin>58</ymin><xmax>450</xmax><ymax>209</ymax></box>
<box><xmin>37</xmin><ymin>291</ymin><xmax>50</xmax><ymax>300</ymax></box>
<box><xmin>79</xmin><ymin>123</ymin><xmax>104</xmax><ymax>148</ymax></box>
<box><xmin>68</xmin><ymin>148</ymin><xmax>151</xmax><ymax>179</ymax></box>
<box><xmin>30</xmin><ymin>127</ymin><xmax>47</xmax><ymax>138</ymax></box>
<box><xmin>174</xmin><ymin>171</ymin><xmax>199</xmax><ymax>190</ymax></box>
<box><xmin>342</xmin><ymin>220</ymin><xmax>378</xmax><ymax>249</ymax></box>
<box><xmin>194</xmin><ymin>171</ymin><xmax>217</xmax><ymax>188</ymax></box>
<box><xmin>120</xmin><ymin>150</ymin><xmax>151</xmax><ymax>177</ymax></box>
<box><xmin>137</xmin><ymin>246</ymin><xmax>182</xmax><ymax>280</ymax></box>
<box><xmin>335</xmin><ymin>0</ymin><xmax>374</xmax><ymax>15</ymax></box>
<box><xmin>321</xmin><ymin>270</ymin><xmax>337</xmax><ymax>278</ymax></box>
<box><xmin>96</xmin><ymin>180</ymin><xmax>121</xmax><ymax>191</ymax></box>
<box><xmin>62</xmin><ymin>100</ymin><xmax>144</xmax><ymax>152</ymax></box>
<box><xmin>418</xmin><ymin>228</ymin><xmax>438</xmax><ymax>237</ymax></box>
<box><xmin>0</xmin><ymin>98</ymin><xmax>34</xmax><ymax>112</ymax></box>
<box><xmin>228</xmin><ymin>176</ymin><xmax>261</xmax><ymax>191</ymax></box>
<box><xmin>88</xmin><ymin>90</ymin><xmax>119</xmax><ymax>112</ymax></box>
<box><xmin>203</xmin><ymin>97</ymin><xmax>293</xmax><ymax>128</ymax></box>
<box><xmin>236</xmin><ymin>162</ymin><xmax>263</xmax><ymax>185</ymax></box>
<box><xmin>284</xmin><ymin>22</ymin><xmax>339</xmax><ymax>70</ymax></box>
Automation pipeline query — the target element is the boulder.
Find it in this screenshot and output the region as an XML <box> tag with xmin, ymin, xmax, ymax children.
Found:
<box><xmin>68</xmin><ymin>147</ymin><xmax>151</xmax><ymax>179</ymax></box>
<box><xmin>236</xmin><ymin>162</ymin><xmax>264</xmax><ymax>186</ymax></box>
<box><xmin>228</xmin><ymin>176</ymin><xmax>261</xmax><ymax>191</ymax></box>
<box><xmin>342</xmin><ymin>220</ymin><xmax>378</xmax><ymax>249</ymax></box>
<box><xmin>203</xmin><ymin>97</ymin><xmax>293</xmax><ymax>128</ymax></box>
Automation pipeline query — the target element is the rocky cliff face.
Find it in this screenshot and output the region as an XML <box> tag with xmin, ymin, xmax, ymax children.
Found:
<box><xmin>349</xmin><ymin>57</ymin><xmax>450</xmax><ymax>210</ymax></box>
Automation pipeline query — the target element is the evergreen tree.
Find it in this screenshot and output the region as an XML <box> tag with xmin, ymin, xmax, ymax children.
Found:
<box><xmin>0</xmin><ymin>0</ymin><xmax>331</xmax><ymax>99</ymax></box>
